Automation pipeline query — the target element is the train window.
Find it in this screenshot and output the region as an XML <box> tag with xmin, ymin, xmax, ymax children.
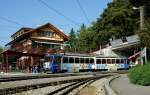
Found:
<box><xmin>90</xmin><ymin>58</ymin><xmax>94</xmax><ymax>63</ymax></box>
<box><xmin>45</xmin><ymin>57</ymin><xmax>52</xmax><ymax>62</ymax></box>
<box><xmin>116</xmin><ymin>59</ymin><xmax>120</xmax><ymax>64</ymax></box>
<box><xmin>63</xmin><ymin>57</ymin><xmax>68</xmax><ymax>63</ymax></box>
<box><xmin>124</xmin><ymin>59</ymin><xmax>127</xmax><ymax>64</ymax></box>
<box><xmin>96</xmin><ymin>59</ymin><xmax>101</xmax><ymax>64</ymax></box>
<box><xmin>121</xmin><ymin>59</ymin><xmax>124</xmax><ymax>63</ymax></box>
<box><xmin>75</xmin><ymin>58</ymin><xmax>79</xmax><ymax>63</ymax></box>
<box><xmin>80</xmin><ymin>58</ymin><xmax>84</xmax><ymax>63</ymax></box>
<box><xmin>112</xmin><ymin>59</ymin><xmax>115</xmax><ymax>64</ymax></box>
<box><xmin>107</xmin><ymin>59</ymin><xmax>111</xmax><ymax>64</ymax></box>
<box><xmin>85</xmin><ymin>58</ymin><xmax>89</xmax><ymax>63</ymax></box>
<box><xmin>69</xmin><ymin>57</ymin><xmax>74</xmax><ymax>63</ymax></box>
<box><xmin>102</xmin><ymin>59</ymin><xmax>106</xmax><ymax>64</ymax></box>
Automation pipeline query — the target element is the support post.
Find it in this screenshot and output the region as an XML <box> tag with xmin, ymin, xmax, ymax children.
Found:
<box><xmin>2</xmin><ymin>53</ymin><xmax>8</xmax><ymax>72</ymax></box>
<box><xmin>144</xmin><ymin>47</ymin><xmax>147</xmax><ymax>64</ymax></box>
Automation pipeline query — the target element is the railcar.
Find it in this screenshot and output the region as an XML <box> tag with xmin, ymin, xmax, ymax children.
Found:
<box><xmin>95</xmin><ymin>57</ymin><xmax>129</xmax><ymax>71</ymax></box>
<box><xmin>44</xmin><ymin>53</ymin><xmax>129</xmax><ymax>73</ymax></box>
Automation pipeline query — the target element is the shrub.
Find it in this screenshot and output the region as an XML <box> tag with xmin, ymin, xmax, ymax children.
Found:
<box><xmin>128</xmin><ymin>63</ymin><xmax>150</xmax><ymax>86</ymax></box>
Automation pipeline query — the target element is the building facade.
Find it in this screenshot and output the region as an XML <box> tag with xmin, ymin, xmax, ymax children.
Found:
<box><xmin>1</xmin><ymin>23</ymin><xmax>69</xmax><ymax>72</ymax></box>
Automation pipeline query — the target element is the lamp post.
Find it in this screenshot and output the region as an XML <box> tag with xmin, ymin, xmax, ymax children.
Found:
<box><xmin>133</xmin><ymin>6</ymin><xmax>144</xmax><ymax>30</ymax></box>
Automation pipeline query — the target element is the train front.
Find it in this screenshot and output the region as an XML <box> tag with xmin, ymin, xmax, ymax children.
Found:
<box><xmin>44</xmin><ymin>54</ymin><xmax>63</xmax><ymax>73</ymax></box>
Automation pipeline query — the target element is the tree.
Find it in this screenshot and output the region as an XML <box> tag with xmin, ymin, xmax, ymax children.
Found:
<box><xmin>98</xmin><ymin>0</ymin><xmax>137</xmax><ymax>38</ymax></box>
<box><xmin>65</xmin><ymin>0</ymin><xmax>150</xmax><ymax>53</ymax></box>
<box><xmin>66</xmin><ymin>28</ymin><xmax>77</xmax><ymax>52</ymax></box>
<box><xmin>79</xmin><ymin>0</ymin><xmax>139</xmax><ymax>52</ymax></box>
<box><xmin>69</xmin><ymin>28</ymin><xmax>76</xmax><ymax>47</ymax></box>
<box><xmin>138</xmin><ymin>24</ymin><xmax>150</xmax><ymax>50</ymax></box>
<box><xmin>129</xmin><ymin>0</ymin><xmax>150</xmax><ymax>50</ymax></box>
<box><xmin>129</xmin><ymin>0</ymin><xmax>150</xmax><ymax>7</ymax></box>
<box><xmin>129</xmin><ymin>0</ymin><xmax>150</xmax><ymax>21</ymax></box>
<box><xmin>76</xmin><ymin>24</ymin><xmax>95</xmax><ymax>52</ymax></box>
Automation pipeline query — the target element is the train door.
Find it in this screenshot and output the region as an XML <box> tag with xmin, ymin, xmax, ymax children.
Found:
<box><xmin>124</xmin><ymin>59</ymin><xmax>129</xmax><ymax>69</ymax></box>
<box><xmin>96</xmin><ymin>59</ymin><xmax>101</xmax><ymax>70</ymax></box>
<box><xmin>62</xmin><ymin>57</ymin><xmax>68</xmax><ymax>72</ymax></box>
<box><xmin>80</xmin><ymin>58</ymin><xmax>85</xmax><ymax>71</ymax></box>
<box><xmin>102</xmin><ymin>59</ymin><xmax>107</xmax><ymax>70</ymax></box>
<box><xmin>107</xmin><ymin>59</ymin><xmax>117</xmax><ymax>71</ymax></box>
<box><xmin>53</xmin><ymin>55</ymin><xmax>62</xmax><ymax>73</ymax></box>
<box><xmin>75</xmin><ymin>57</ymin><xmax>80</xmax><ymax>72</ymax></box>
<box><xmin>68</xmin><ymin>57</ymin><xmax>74</xmax><ymax>72</ymax></box>
<box><xmin>89</xmin><ymin>58</ymin><xmax>94</xmax><ymax>71</ymax></box>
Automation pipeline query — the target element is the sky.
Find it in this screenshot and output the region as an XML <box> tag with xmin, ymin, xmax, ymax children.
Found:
<box><xmin>0</xmin><ymin>0</ymin><xmax>112</xmax><ymax>46</ymax></box>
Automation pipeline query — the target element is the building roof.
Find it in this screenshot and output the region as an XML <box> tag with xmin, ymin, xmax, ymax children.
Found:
<box><xmin>11</xmin><ymin>27</ymin><xmax>33</xmax><ymax>37</ymax></box>
<box><xmin>110</xmin><ymin>35</ymin><xmax>140</xmax><ymax>50</ymax></box>
<box><xmin>12</xmin><ymin>23</ymin><xmax>69</xmax><ymax>40</ymax></box>
<box><xmin>6</xmin><ymin>23</ymin><xmax>69</xmax><ymax>46</ymax></box>
<box><xmin>31</xmin><ymin>23</ymin><xmax>69</xmax><ymax>41</ymax></box>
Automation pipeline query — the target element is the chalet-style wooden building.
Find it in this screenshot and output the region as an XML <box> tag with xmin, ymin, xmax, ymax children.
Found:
<box><xmin>1</xmin><ymin>23</ymin><xmax>69</xmax><ymax>72</ymax></box>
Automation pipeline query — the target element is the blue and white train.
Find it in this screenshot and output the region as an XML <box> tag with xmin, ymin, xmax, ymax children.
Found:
<box><xmin>44</xmin><ymin>53</ymin><xmax>129</xmax><ymax>73</ymax></box>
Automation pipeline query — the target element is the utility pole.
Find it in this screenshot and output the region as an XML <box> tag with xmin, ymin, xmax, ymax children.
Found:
<box><xmin>140</xmin><ymin>6</ymin><xmax>144</xmax><ymax>30</ymax></box>
<box><xmin>133</xmin><ymin>6</ymin><xmax>145</xmax><ymax>30</ymax></box>
<box><xmin>139</xmin><ymin>6</ymin><xmax>147</xmax><ymax>64</ymax></box>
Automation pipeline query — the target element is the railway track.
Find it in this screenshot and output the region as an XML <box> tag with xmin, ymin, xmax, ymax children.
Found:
<box><xmin>0</xmin><ymin>74</ymin><xmax>111</xmax><ymax>95</ymax></box>
<box><xmin>47</xmin><ymin>77</ymin><xmax>101</xmax><ymax>95</ymax></box>
<box><xmin>0</xmin><ymin>73</ymin><xmax>92</xmax><ymax>82</ymax></box>
<box><xmin>0</xmin><ymin>70</ymin><xmax>128</xmax><ymax>82</ymax></box>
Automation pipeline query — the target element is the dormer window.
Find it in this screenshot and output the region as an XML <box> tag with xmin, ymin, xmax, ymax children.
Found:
<box><xmin>122</xmin><ymin>37</ymin><xmax>128</xmax><ymax>43</ymax></box>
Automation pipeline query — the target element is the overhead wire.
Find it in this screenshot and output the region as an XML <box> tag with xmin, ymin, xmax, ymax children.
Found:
<box><xmin>37</xmin><ymin>0</ymin><xmax>79</xmax><ymax>25</ymax></box>
<box><xmin>0</xmin><ymin>0</ymin><xmax>86</xmax><ymax>34</ymax></box>
<box><xmin>0</xmin><ymin>16</ymin><xmax>25</xmax><ymax>27</ymax></box>
<box><xmin>76</xmin><ymin>0</ymin><xmax>90</xmax><ymax>23</ymax></box>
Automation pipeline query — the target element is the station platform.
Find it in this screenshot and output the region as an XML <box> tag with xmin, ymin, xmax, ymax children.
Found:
<box><xmin>0</xmin><ymin>72</ymin><xmax>94</xmax><ymax>79</ymax></box>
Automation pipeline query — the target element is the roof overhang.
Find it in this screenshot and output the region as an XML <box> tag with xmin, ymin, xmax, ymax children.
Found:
<box><xmin>112</xmin><ymin>41</ymin><xmax>140</xmax><ymax>51</ymax></box>
<box><xmin>1</xmin><ymin>50</ymin><xmax>44</xmax><ymax>57</ymax></box>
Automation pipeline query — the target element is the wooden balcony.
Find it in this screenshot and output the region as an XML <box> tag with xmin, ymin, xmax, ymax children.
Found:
<box><xmin>8</xmin><ymin>42</ymin><xmax>47</xmax><ymax>55</ymax></box>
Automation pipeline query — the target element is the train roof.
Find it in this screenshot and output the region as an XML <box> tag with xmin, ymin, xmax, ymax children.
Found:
<box><xmin>45</xmin><ymin>53</ymin><xmax>94</xmax><ymax>57</ymax></box>
<box><xmin>45</xmin><ymin>53</ymin><xmax>127</xmax><ymax>59</ymax></box>
<box><xmin>64</xmin><ymin>53</ymin><xmax>94</xmax><ymax>57</ymax></box>
<box><xmin>95</xmin><ymin>54</ymin><xmax>127</xmax><ymax>59</ymax></box>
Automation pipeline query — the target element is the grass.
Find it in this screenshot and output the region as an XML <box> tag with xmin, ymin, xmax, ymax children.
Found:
<box><xmin>128</xmin><ymin>63</ymin><xmax>150</xmax><ymax>86</ymax></box>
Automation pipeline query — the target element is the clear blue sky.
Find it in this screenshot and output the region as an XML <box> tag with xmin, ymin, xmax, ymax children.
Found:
<box><xmin>0</xmin><ymin>0</ymin><xmax>112</xmax><ymax>46</ymax></box>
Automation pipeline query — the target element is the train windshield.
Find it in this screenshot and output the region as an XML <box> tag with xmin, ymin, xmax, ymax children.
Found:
<box><xmin>45</xmin><ymin>56</ymin><xmax>53</xmax><ymax>62</ymax></box>
<box><xmin>43</xmin><ymin>56</ymin><xmax>53</xmax><ymax>69</ymax></box>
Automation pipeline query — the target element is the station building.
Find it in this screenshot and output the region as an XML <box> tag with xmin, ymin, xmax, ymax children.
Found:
<box><xmin>1</xmin><ymin>23</ymin><xmax>69</xmax><ymax>72</ymax></box>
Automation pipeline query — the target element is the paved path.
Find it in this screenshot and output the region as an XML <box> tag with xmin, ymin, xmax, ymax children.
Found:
<box><xmin>110</xmin><ymin>74</ymin><xmax>150</xmax><ymax>95</ymax></box>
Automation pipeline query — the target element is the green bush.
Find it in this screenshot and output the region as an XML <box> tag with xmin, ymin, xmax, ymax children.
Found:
<box><xmin>128</xmin><ymin>63</ymin><xmax>150</xmax><ymax>86</ymax></box>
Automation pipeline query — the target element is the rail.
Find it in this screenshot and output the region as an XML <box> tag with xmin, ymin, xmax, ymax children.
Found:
<box><xmin>47</xmin><ymin>75</ymin><xmax>111</xmax><ymax>95</ymax></box>
<box><xmin>0</xmin><ymin>70</ymin><xmax>128</xmax><ymax>82</ymax></box>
